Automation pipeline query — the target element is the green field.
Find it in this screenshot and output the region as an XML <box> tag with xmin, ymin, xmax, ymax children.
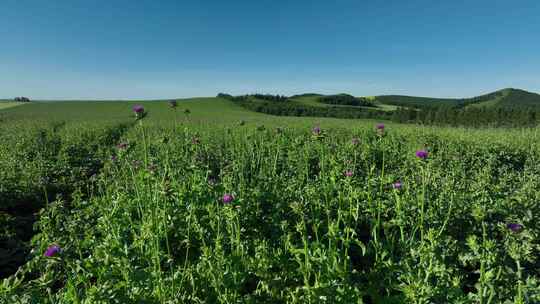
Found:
<box><xmin>1</xmin><ymin>99</ymin><xmax>539</xmax><ymax>303</ymax></box>
<box><xmin>0</xmin><ymin>101</ymin><xmax>25</xmax><ymax>110</ymax></box>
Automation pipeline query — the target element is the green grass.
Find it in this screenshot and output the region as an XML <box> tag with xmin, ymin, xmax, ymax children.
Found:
<box><xmin>0</xmin><ymin>101</ymin><xmax>26</xmax><ymax>110</ymax></box>
<box><xmin>1</xmin><ymin>100</ymin><xmax>540</xmax><ymax>303</ymax></box>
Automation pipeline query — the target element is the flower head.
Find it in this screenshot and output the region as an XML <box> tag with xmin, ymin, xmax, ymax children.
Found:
<box><xmin>44</xmin><ymin>245</ymin><xmax>61</xmax><ymax>257</ymax></box>
<box><xmin>133</xmin><ymin>105</ymin><xmax>144</xmax><ymax>114</ymax></box>
<box><xmin>507</xmin><ymin>223</ymin><xmax>523</xmax><ymax>233</ymax></box>
<box><xmin>376</xmin><ymin>123</ymin><xmax>385</xmax><ymax>130</ymax></box>
<box><xmin>222</xmin><ymin>193</ymin><xmax>234</xmax><ymax>204</ymax></box>
<box><xmin>351</xmin><ymin>138</ymin><xmax>360</xmax><ymax>145</ymax></box>
<box><xmin>117</xmin><ymin>142</ymin><xmax>128</xmax><ymax>149</ymax></box>
<box><xmin>344</xmin><ymin>170</ymin><xmax>353</xmax><ymax>177</ymax></box>
<box><xmin>415</xmin><ymin>150</ymin><xmax>429</xmax><ymax>160</ymax></box>
<box><xmin>392</xmin><ymin>181</ymin><xmax>402</xmax><ymax>190</ymax></box>
<box><xmin>312</xmin><ymin>126</ymin><xmax>321</xmax><ymax>135</ymax></box>
<box><xmin>132</xmin><ymin>105</ymin><xmax>146</xmax><ymax>120</ymax></box>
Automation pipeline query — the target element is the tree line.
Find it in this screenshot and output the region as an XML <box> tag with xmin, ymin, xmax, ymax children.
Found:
<box><xmin>392</xmin><ymin>106</ymin><xmax>540</xmax><ymax>127</ymax></box>
<box><xmin>218</xmin><ymin>93</ymin><xmax>540</xmax><ymax>127</ymax></box>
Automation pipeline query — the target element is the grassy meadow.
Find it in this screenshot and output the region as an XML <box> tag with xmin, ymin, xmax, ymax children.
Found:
<box><xmin>1</xmin><ymin>98</ymin><xmax>539</xmax><ymax>303</ymax></box>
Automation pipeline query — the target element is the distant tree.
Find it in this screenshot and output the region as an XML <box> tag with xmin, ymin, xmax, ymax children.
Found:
<box><xmin>14</xmin><ymin>97</ymin><xmax>30</xmax><ymax>102</ymax></box>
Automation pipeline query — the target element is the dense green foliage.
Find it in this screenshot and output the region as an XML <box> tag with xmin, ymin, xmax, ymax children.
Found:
<box><xmin>220</xmin><ymin>94</ymin><xmax>391</xmax><ymax>120</ymax></box>
<box><xmin>392</xmin><ymin>106</ymin><xmax>540</xmax><ymax>127</ymax></box>
<box><xmin>1</xmin><ymin>100</ymin><xmax>539</xmax><ymax>303</ymax></box>
<box><xmin>220</xmin><ymin>89</ymin><xmax>540</xmax><ymax>127</ymax></box>
<box><xmin>318</xmin><ymin>94</ymin><xmax>374</xmax><ymax>107</ymax></box>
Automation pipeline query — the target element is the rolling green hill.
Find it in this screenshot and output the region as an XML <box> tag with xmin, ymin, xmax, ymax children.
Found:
<box><xmin>464</xmin><ymin>88</ymin><xmax>540</xmax><ymax>109</ymax></box>
<box><xmin>371</xmin><ymin>88</ymin><xmax>540</xmax><ymax>109</ymax></box>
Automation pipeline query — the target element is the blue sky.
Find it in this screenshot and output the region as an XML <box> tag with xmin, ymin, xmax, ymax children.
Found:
<box><xmin>1</xmin><ymin>0</ymin><xmax>539</xmax><ymax>99</ymax></box>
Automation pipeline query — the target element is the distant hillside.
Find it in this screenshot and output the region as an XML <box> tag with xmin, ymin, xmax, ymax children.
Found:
<box><xmin>372</xmin><ymin>88</ymin><xmax>540</xmax><ymax>109</ymax></box>
<box><xmin>463</xmin><ymin>88</ymin><xmax>540</xmax><ymax>109</ymax></box>
<box><xmin>373</xmin><ymin>95</ymin><xmax>459</xmax><ymax>108</ymax></box>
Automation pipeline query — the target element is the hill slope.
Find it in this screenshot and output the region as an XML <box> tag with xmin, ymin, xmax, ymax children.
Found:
<box><xmin>372</xmin><ymin>88</ymin><xmax>540</xmax><ymax>109</ymax></box>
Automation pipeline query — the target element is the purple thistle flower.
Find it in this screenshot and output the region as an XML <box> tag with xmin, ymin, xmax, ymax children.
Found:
<box><xmin>415</xmin><ymin>150</ymin><xmax>429</xmax><ymax>160</ymax></box>
<box><xmin>222</xmin><ymin>193</ymin><xmax>234</xmax><ymax>204</ymax></box>
<box><xmin>376</xmin><ymin>123</ymin><xmax>385</xmax><ymax>130</ymax></box>
<box><xmin>351</xmin><ymin>138</ymin><xmax>360</xmax><ymax>145</ymax></box>
<box><xmin>507</xmin><ymin>223</ymin><xmax>523</xmax><ymax>233</ymax></box>
<box><xmin>44</xmin><ymin>244</ymin><xmax>61</xmax><ymax>257</ymax></box>
<box><xmin>110</xmin><ymin>155</ymin><xmax>117</xmax><ymax>162</ymax></box>
<box><xmin>133</xmin><ymin>105</ymin><xmax>144</xmax><ymax>114</ymax></box>
<box><xmin>392</xmin><ymin>181</ymin><xmax>402</xmax><ymax>190</ymax></box>
<box><xmin>344</xmin><ymin>170</ymin><xmax>353</xmax><ymax>177</ymax></box>
<box><xmin>312</xmin><ymin>126</ymin><xmax>321</xmax><ymax>135</ymax></box>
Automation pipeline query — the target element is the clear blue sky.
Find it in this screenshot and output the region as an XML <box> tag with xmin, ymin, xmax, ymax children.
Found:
<box><xmin>2</xmin><ymin>0</ymin><xmax>539</xmax><ymax>99</ymax></box>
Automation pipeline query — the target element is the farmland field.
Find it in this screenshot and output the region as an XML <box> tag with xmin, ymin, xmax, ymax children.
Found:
<box><xmin>1</xmin><ymin>98</ymin><xmax>539</xmax><ymax>303</ymax></box>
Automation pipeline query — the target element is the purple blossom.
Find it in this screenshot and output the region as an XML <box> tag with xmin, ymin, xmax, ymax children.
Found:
<box><xmin>415</xmin><ymin>150</ymin><xmax>429</xmax><ymax>160</ymax></box>
<box><xmin>312</xmin><ymin>126</ymin><xmax>321</xmax><ymax>135</ymax></box>
<box><xmin>392</xmin><ymin>181</ymin><xmax>402</xmax><ymax>190</ymax></box>
<box><xmin>351</xmin><ymin>138</ymin><xmax>360</xmax><ymax>145</ymax></box>
<box><xmin>507</xmin><ymin>223</ymin><xmax>523</xmax><ymax>233</ymax></box>
<box><xmin>222</xmin><ymin>193</ymin><xmax>234</xmax><ymax>204</ymax></box>
<box><xmin>133</xmin><ymin>105</ymin><xmax>144</xmax><ymax>114</ymax></box>
<box><xmin>344</xmin><ymin>170</ymin><xmax>353</xmax><ymax>177</ymax></box>
<box><xmin>376</xmin><ymin>123</ymin><xmax>385</xmax><ymax>130</ymax></box>
<box><xmin>110</xmin><ymin>155</ymin><xmax>117</xmax><ymax>162</ymax></box>
<box><xmin>44</xmin><ymin>245</ymin><xmax>61</xmax><ymax>257</ymax></box>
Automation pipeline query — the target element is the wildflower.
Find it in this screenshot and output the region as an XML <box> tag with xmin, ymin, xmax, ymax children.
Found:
<box><xmin>312</xmin><ymin>126</ymin><xmax>321</xmax><ymax>136</ymax></box>
<box><xmin>117</xmin><ymin>142</ymin><xmax>128</xmax><ymax>149</ymax></box>
<box><xmin>344</xmin><ymin>170</ymin><xmax>353</xmax><ymax>177</ymax></box>
<box><xmin>132</xmin><ymin>105</ymin><xmax>146</xmax><ymax>120</ymax></box>
<box><xmin>110</xmin><ymin>155</ymin><xmax>117</xmax><ymax>162</ymax></box>
<box><xmin>392</xmin><ymin>181</ymin><xmax>402</xmax><ymax>190</ymax></box>
<box><xmin>222</xmin><ymin>193</ymin><xmax>234</xmax><ymax>203</ymax></box>
<box><xmin>169</xmin><ymin>100</ymin><xmax>178</xmax><ymax>108</ymax></box>
<box><xmin>415</xmin><ymin>150</ymin><xmax>429</xmax><ymax>160</ymax></box>
<box><xmin>148</xmin><ymin>163</ymin><xmax>157</xmax><ymax>173</ymax></box>
<box><xmin>133</xmin><ymin>105</ymin><xmax>144</xmax><ymax>114</ymax></box>
<box><xmin>507</xmin><ymin>223</ymin><xmax>523</xmax><ymax>233</ymax></box>
<box><xmin>44</xmin><ymin>245</ymin><xmax>61</xmax><ymax>257</ymax></box>
<box><xmin>376</xmin><ymin>123</ymin><xmax>385</xmax><ymax>130</ymax></box>
<box><xmin>351</xmin><ymin>138</ymin><xmax>360</xmax><ymax>145</ymax></box>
